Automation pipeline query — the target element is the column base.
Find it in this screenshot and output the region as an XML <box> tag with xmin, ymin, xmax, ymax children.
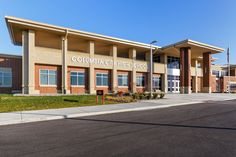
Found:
<box><xmin>202</xmin><ymin>87</ymin><xmax>212</xmax><ymax>93</ymax></box>
<box><xmin>89</xmin><ymin>89</ymin><xmax>96</xmax><ymax>94</ymax></box>
<box><xmin>22</xmin><ymin>86</ymin><xmax>40</xmax><ymax>94</ymax></box>
<box><xmin>180</xmin><ymin>86</ymin><xmax>192</xmax><ymax>94</ymax></box>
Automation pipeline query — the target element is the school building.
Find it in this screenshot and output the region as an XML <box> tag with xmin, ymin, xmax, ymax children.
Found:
<box><xmin>1</xmin><ymin>16</ymin><xmax>233</xmax><ymax>95</ymax></box>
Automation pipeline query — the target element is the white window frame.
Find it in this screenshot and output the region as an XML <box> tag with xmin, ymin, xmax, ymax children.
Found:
<box><xmin>118</xmin><ymin>74</ymin><xmax>128</xmax><ymax>87</ymax></box>
<box><xmin>39</xmin><ymin>69</ymin><xmax>57</xmax><ymax>86</ymax></box>
<box><xmin>96</xmin><ymin>72</ymin><xmax>109</xmax><ymax>87</ymax></box>
<box><xmin>70</xmin><ymin>71</ymin><xmax>85</xmax><ymax>87</ymax></box>
<box><xmin>136</xmin><ymin>75</ymin><xmax>145</xmax><ymax>87</ymax></box>
<box><xmin>153</xmin><ymin>76</ymin><xmax>161</xmax><ymax>90</ymax></box>
<box><xmin>0</xmin><ymin>67</ymin><xmax>12</xmax><ymax>87</ymax></box>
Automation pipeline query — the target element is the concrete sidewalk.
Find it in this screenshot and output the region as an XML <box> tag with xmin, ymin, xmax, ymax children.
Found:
<box><xmin>0</xmin><ymin>93</ymin><xmax>236</xmax><ymax>126</ymax></box>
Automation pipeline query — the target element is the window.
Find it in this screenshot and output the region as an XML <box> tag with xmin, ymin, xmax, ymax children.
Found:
<box><xmin>167</xmin><ymin>56</ymin><xmax>180</xmax><ymax>69</ymax></box>
<box><xmin>153</xmin><ymin>76</ymin><xmax>162</xmax><ymax>90</ymax></box>
<box><xmin>96</xmin><ymin>73</ymin><xmax>108</xmax><ymax>86</ymax></box>
<box><xmin>136</xmin><ymin>75</ymin><xmax>145</xmax><ymax>87</ymax></box>
<box><xmin>118</xmin><ymin>74</ymin><xmax>128</xmax><ymax>86</ymax></box>
<box><xmin>40</xmin><ymin>69</ymin><xmax>57</xmax><ymax>85</ymax></box>
<box><xmin>153</xmin><ymin>54</ymin><xmax>161</xmax><ymax>63</ymax></box>
<box><xmin>71</xmin><ymin>71</ymin><xmax>85</xmax><ymax>86</ymax></box>
<box><xmin>0</xmin><ymin>68</ymin><xmax>12</xmax><ymax>87</ymax></box>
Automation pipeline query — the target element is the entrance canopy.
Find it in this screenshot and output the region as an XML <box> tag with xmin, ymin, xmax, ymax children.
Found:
<box><xmin>160</xmin><ymin>39</ymin><xmax>224</xmax><ymax>59</ymax></box>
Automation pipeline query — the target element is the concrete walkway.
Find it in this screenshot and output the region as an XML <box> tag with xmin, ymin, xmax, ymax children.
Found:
<box><xmin>0</xmin><ymin>93</ymin><xmax>236</xmax><ymax>126</ymax></box>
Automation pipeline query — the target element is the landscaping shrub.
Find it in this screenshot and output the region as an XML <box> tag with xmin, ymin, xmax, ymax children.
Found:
<box><xmin>160</xmin><ymin>92</ymin><xmax>165</xmax><ymax>98</ymax></box>
<box><xmin>105</xmin><ymin>95</ymin><xmax>135</xmax><ymax>103</ymax></box>
<box><xmin>153</xmin><ymin>93</ymin><xmax>158</xmax><ymax>99</ymax></box>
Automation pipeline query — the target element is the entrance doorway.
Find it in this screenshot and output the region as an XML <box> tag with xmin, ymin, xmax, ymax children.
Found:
<box><xmin>168</xmin><ymin>75</ymin><xmax>180</xmax><ymax>93</ymax></box>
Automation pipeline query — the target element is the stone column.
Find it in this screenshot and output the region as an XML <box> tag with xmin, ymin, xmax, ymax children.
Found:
<box><xmin>194</xmin><ymin>59</ymin><xmax>198</xmax><ymax>93</ymax></box>
<box><xmin>203</xmin><ymin>52</ymin><xmax>212</xmax><ymax>93</ymax></box>
<box><xmin>22</xmin><ymin>30</ymin><xmax>39</xmax><ymax>94</ymax></box>
<box><xmin>88</xmin><ymin>41</ymin><xmax>96</xmax><ymax>94</ymax></box>
<box><xmin>180</xmin><ymin>47</ymin><xmax>191</xmax><ymax>94</ymax></box>
<box><xmin>162</xmin><ymin>54</ymin><xmax>168</xmax><ymax>93</ymax></box>
<box><xmin>110</xmin><ymin>45</ymin><xmax>117</xmax><ymax>93</ymax></box>
<box><xmin>129</xmin><ymin>48</ymin><xmax>136</xmax><ymax>93</ymax></box>
<box><xmin>61</xmin><ymin>36</ymin><xmax>69</xmax><ymax>94</ymax></box>
<box><xmin>145</xmin><ymin>52</ymin><xmax>151</xmax><ymax>92</ymax></box>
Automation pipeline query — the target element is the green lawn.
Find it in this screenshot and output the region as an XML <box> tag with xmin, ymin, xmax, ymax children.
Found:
<box><xmin>0</xmin><ymin>94</ymin><xmax>119</xmax><ymax>113</ymax></box>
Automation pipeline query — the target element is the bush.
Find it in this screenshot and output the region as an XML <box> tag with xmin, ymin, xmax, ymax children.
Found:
<box><xmin>139</xmin><ymin>93</ymin><xmax>145</xmax><ymax>100</ymax></box>
<box><xmin>153</xmin><ymin>93</ymin><xmax>158</xmax><ymax>99</ymax></box>
<box><xmin>105</xmin><ymin>95</ymin><xmax>135</xmax><ymax>103</ymax></box>
<box><xmin>160</xmin><ymin>92</ymin><xmax>165</xmax><ymax>99</ymax></box>
<box><xmin>132</xmin><ymin>93</ymin><xmax>139</xmax><ymax>99</ymax></box>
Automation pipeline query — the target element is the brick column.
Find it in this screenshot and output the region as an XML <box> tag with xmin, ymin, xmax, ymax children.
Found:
<box><xmin>129</xmin><ymin>48</ymin><xmax>136</xmax><ymax>93</ymax></box>
<box><xmin>180</xmin><ymin>47</ymin><xmax>191</xmax><ymax>94</ymax></box>
<box><xmin>88</xmin><ymin>41</ymin><xmax>96</xmax><ymax>94</ymax></box>
<box><xmin>110</xmin><ymin>45</ymin><xmax>117</xmax><ymax>93</ymax></box>
<box><xmin>203</xmin><ymin>52</ymin><xmax>212</xmax><ymax>93</ymax></box>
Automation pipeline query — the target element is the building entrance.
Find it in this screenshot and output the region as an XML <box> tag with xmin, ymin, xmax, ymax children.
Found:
<box><xmin>168</xmin><ymin>75</ymin><xmax>180</xmax><ymax>93</ymax></box>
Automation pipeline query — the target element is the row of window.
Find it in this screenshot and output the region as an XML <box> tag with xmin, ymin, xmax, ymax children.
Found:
<box><xmin>0</xmin><ymin>67</ymin><xmax>162</xmax><ymax>89</ymax></box>
<box><xmin>39</xmin><ymin>69</ymin><xmax>162</xmax><ymax>89</ymax></box>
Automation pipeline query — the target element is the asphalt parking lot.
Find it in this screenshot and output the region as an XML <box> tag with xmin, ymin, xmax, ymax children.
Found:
<box><xmin>1</xmin><ymin>99</ymin><xmax>236</xmax><ymax>157</ymax></box>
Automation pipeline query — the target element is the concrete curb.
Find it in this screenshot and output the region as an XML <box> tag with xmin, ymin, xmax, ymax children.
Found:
<box><xmin>0</xmin><ymin>101</ymin><xmax>201</xmax><ymax>126</ymax></box>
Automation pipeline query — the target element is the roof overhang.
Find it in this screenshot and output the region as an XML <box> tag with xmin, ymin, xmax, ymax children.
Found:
<box><xmin>161</xmin><ymin>39</ymin><xmax>224</xmax><ymax>54</ymax></box>
<box><xmin>5</xmin><ymin>16</ymin><xmax>160</xmax><ymax>50</ymax></box>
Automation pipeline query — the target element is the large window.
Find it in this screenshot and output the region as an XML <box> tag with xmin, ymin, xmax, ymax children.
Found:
<box><xmin>96</xmin><ymin>73</ymin><xmax>108</xmax><ymax>86</ymax></box>
<box><xmin>136</xmin><ymin>75</ymin><xmax>145</xmax><ymax>87</ymax></box>
<box><xmin>153</xmin><ymin>76</ymin><xmax>162</xmax><ymax>90</ymax></box>
<box><xmin>167</xmin><ymin>56</ymin><xmax>180</xmax><ymax>69</ymax></box>
<box><xmin>0</xmin><ymin>68</ymin><xmax>12</xmax><ymax>87</ymax></box>
<box><xmin>40</xmin><ymin>69</ymin><xmax>57</xmax><ymax>85</ymax></box>
<box><xmin>118</xmin><ymin>74</ymin><xmax>128</xmax><ymax>86</ymax></box>
<box><xmin>70</xmin><ymin>71</ymin><xmax>85</xmax><ymax>86</ymax></box>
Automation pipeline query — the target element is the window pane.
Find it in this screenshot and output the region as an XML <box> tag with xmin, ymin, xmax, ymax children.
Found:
<box><xmin>40</xmin><ymin>74</ymin><xmax>48</xmax><ymax>85</ymax></box>
<box><xmin>103</xmin><ymin>77</ymin><xmax>108</xmax><ymax>86</ymax></box>
<box><xmin>78</xmin><ymin>74</ymin><xmax>85</xmax><ymax>85</ymax></box>
<box><xmin>49</xmin><ymin>75</ymin><xmax>56</xmax><ymax>85</ymax></box>
<box><xmin>96</xmin><ymin>77</ymin><xmax>101</xmax><ymax>86</ymax></box>
<box><xmin>118</xmin><ymin>77</ymin><xmax>122</xmax><ymax>86</ymax></box>
<box><xmin>71</xmin><ymin>75</ymin><xmax>77</xmax><ymax>85</ymax></box>
<box><xmin>3</xmin><ymin>76</ymin><xmax>11</xmax><ymax>86</ymax></box>
<box><xmin>40</xmin><ymin>70</ymin><xmax>48</xmax><ymax>74</ymax></box>
<box><xmin>71</xmin><ymin>72</ymin><xmax>77</xmax><ymax>76</ymax></box>
<box><xmin>49</xmin><ymin>70</ymin><xmax>56</xmax><ymax>75</ymax></box>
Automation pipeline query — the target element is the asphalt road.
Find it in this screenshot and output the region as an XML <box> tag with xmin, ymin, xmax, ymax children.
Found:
<box><xmin>1</xmin><ymin>99</ymin><xmax>236</xmax><ymax>157</ymax></box>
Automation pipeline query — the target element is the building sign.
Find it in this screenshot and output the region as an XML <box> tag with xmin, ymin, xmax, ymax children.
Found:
<box><xmin>71</xmin><ymin>56</ymin><xmax>147</xmax><ymax>70</ymax></box>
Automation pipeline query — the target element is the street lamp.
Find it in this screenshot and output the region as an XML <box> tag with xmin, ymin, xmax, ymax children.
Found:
<box><xmin>150</xmin><ymin>40</ymin><xmax>157</xmax><ymax>97</ymax></box>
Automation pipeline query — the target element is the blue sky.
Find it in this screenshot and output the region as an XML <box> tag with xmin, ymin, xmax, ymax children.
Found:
<box><xmin>0</xmin><ymin>0</ymin><xmax>235</xmax><ymax>64</ymax></box>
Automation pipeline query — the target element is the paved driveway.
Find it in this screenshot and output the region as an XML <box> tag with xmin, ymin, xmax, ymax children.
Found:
<box><xmin>143</xmin><ymin>93</ymin><xmax>236</xmax><ymax>105</ymax></box>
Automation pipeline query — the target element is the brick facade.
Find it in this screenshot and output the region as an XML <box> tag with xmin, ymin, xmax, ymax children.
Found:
<box><xmin>117</xmin><ymin>70</ymin><xmax>131</xmax><ymax>93</ymax></box>
<box><xmin>0</xmin><ymin>55</ymin><xmax>22</xmax><ymax>93</ymax></box>
<box><xmin>94</xmin><ymin>69</ymin><xmax>111</xmax><ymax>94</ymax></box>
<box><xmin>67</xmin><ymin>67</ymin><xmax>88</xmax><ymax>94</ymax></box>
<box><xmin>35</xmin><ymin>64</ymin><xmax>62</xmax><ymax>94</ymax></box>
<box><xmin>136</xmin><ymin>72</ymin><xmax>147</xmax><ymax>93</ymax></box>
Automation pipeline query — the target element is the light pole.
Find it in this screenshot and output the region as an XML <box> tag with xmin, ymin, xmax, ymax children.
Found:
<box><xmin>150</xmin><ymin>40</ymin><xmax>157</xmax><ymax>97</ymax></box>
